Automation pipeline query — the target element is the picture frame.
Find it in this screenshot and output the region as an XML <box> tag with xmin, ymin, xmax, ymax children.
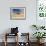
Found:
<box><xmin>10</xmin><ymin>7</ymin><xmax>26</xmax><ymax>20</ymax></box>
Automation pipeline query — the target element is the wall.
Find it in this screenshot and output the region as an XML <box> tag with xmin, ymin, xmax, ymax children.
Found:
<box><xmin>0</xmin><ymin>0</ymin><xmax>36</xmax><ymax>42</ymax></box>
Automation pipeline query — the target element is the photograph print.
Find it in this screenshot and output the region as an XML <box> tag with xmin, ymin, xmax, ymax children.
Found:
<box><xmin>10</xmin><ymin>7</ymin><xmax>26</xmax><ymax>20</ymax></box>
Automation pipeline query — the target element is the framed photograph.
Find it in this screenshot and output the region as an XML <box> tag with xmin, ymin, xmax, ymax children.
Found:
<box><xmin>10</xmin><ymin>7</ymin><xmax>26</xmax><ymax>20</ymax></box>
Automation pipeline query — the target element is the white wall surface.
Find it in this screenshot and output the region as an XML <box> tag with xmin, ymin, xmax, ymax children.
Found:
<box><xmin>0</xmin><ymin>0</ymin><xmax>37</xmax><ymax>42</ymax></box>
<box><xmin>0</xmin><ymin>0</ymin><xmax>36</xmax><ymax>33</ymax></box>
